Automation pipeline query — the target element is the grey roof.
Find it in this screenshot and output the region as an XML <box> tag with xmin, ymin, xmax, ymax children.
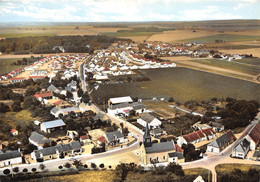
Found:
<box><xmin>48</xmin><ymin>84</ymin><xmax>58</xmax><ymax>92</ymax></box>
<box><xmin>41</xmin><ymin>119</ymin><xmax>66</xmax><ymax>129</ymax></box>
<box><xmin>110</xmin><ymin>102</ymin><xmax>131</xmax><ymax>110</ymax></box>
<box><xmin>67</xmin><ymin>80</ymin><xmax>77</xmax><ymax>87</ymax></box>
<box><xmin>65</xmin><ymin>86</ymin><xmax>73</xmax><ymax>92</ymax></box>
<box><xmin>106</xmin><ymin>131</ymin><xmax>124</xmax><ymax>142</ymax></box>
<box><xmin>253</xmin><ymin>150</ymin><xmax>260</xmax><ymax>158</ymax></box>
<box><xmin>34</xmin><ymin>141</ymin><xmax>81</xmax><ymax>158</ymax></box>
<box><xmin>208</xmin><ymin>132</ymin><xmax>230</xmax><ymax>148</ymax></box>
<box><xmin>145</xmin><ymin>141</ymin><xmax>174</xmax><ymax>154</ymax></box>
<box><xmin>168</xmin><ymin>152</ymin><xmax>184</xmax><ymax>159</ymax></box>
<box><xmin>0</xmin><ymin>151</ymin><xmax>21</xmax><ymax>161</ymax></box>
<box><xmin>209</xmin><ymin>121</ymin><xmax>224</xmax><ymax>128</ymax></box>
<box><xmin>233</xmin><ymin>138</ymin><xmax>250</xmax><ymax>153</ymax></box>
<box><xmin>132</xmin><ymin>103</ymin><xmax>145</xmax><ymax>110</ymax></box>
<box><xmin>140</xmin><ymin>113</ymin><xmax>156</xmax><ymax>123</ymax></box>
<box><xmin>51</xmin><ymin>107</ymin><xmax>59</xmax><ymax>114</ymax></box>
<box><xmin>151</xmin><ymin>128</ymin><xmax>163</xmax><ymax>135</ymax></box>
<box><xmin>29</xmin><ymin>132</ymin><xmax>51</xmax><ymax>145</ymax></box>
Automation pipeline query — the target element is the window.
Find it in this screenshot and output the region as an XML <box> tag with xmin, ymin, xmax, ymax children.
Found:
<box><xmin>163</xmin><ymin>156</ymin><xmax>165</xmax><ymax>160</ymax></box>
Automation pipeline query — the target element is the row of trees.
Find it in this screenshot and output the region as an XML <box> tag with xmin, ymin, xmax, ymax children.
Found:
<box><xmin>0</xmin><ymin>35</ymin><xmax>128</xmax><ymax>54</ymax></box>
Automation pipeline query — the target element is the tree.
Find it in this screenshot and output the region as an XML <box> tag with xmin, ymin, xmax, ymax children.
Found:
<box><xmin>122</xmin><ymin>127</ymin><xmax>129</xmax><ymax>136</ymax></box>
<box><xmin>66</xmin><ymin>91</ymin><xmax>73</xmax><ymax>99</ymax></box>
<box><xmin>12</xmin><ymin>100</ymin><xmax>22</xmax><ymax>112</ymax></box>
<box><xmin>166</xmin><ymin>163</ymin><xmax>184</xmax><ymax>176</ymax></box>
<box><xmin>72</xmin><ymin>159</ymin><xmax>83</xmax><ymax>169</ymax></box>
<box><xmin>31</xmin><ymin>168</ymin><xmax>37</xmax><ymax>172</ymax></box>
<box><xmin>168</xmin><ymin>97</ymin><xmax>174</xmax><ymax>102</ymax></box>
<box><xmin>116</xmin><ymin>163</ymin><xmax>128</xmax><ymax>181</ymax></box>
<box><xmin>22</xmin><ymin>168</ymin><xmax>28</xmax><ymax>173</ymax></box>
<box><xmin>81</xmin><ymin>93</ymin><xmax>90</xmax><ymax>103</ymax></box>
<box><xmin>13</xmin><ymin>167</ymin><xmax>19</xmax><ymax>173</ymax></box>
<box><xmin>39</xmin><ymin>164</ymin><xmax>46</xmax><ymax>171</ymax></box>
<box><xmin>64</xmin><ymin>162</ymin><xmax>71</xmax><ymax>169</ymax></box>
<box><xmin>0</xmin><ymin>102</ymin><xmax>10</xmax><ymax>113</ymax></box>
<box><xmin>91</xmin><ymin>163</ymin><xmax>97</xmax><ymax>169</ymax></box>
<box><xmin>99</xmin><ymin>163</ymin><xmax>105</xmax><ymax>168</ymax></box>
<box><xmin>3</xmin><ymin>169</ymin><xmax>10</xmax><ymax>175</ymax></box>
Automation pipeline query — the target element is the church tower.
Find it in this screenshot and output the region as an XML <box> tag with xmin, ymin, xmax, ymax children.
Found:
<box><xmin>144</xmin><ymin>123</ymin><xmax>152</xmax><ymax>147</ymax></box>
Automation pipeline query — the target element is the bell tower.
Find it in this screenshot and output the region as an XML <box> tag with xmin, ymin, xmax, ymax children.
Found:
<box><xmin>144</xmin><ymin>123</ymin><xmax>152</xmax><ymax>147</ymax></box>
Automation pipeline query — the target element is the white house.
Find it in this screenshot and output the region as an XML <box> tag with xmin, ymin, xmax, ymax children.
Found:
<box><xmin>105</xmin><ymin>131</ymin><xmax>125</xmax><ymax>145</ymax></box>
<box><xmin>231</xmin><ymin>138</ymin><xmax>250</xmax><ymax>159</ymax></box>
<box><xmin>0</xmin><ymin>151</ymin><xmax>22</xmax><ymax>167</ymax></box>
<box><xmin>137</xmin><ymin>113</ymin><xmax>162</xmax><ymax>129</ymax></box>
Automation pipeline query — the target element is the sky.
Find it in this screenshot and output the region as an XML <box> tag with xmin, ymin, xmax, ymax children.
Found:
<box><xmin>0</xmin><ymin>0</ymin><xmax>260</xmax><ymax>22</ymax></box>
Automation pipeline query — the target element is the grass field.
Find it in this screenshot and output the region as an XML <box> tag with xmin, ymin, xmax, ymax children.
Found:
<box><xmin>1</xmin><ymin>110</ymin><xmax>39</xmax><ymax>128</ymax></box>
<box><xmin>0</xmin><ymin>58</ymin><xmax>24</xmax><ymax>75</ymax></box>
<box><xmin>91</xmin><ymin>68</ymin><xmax>260</xmax><ymax>104</ymax></box>
<box><xmin>101</xmin><ymin>31</ymin><xmax>157</xmax><ymax>37</ymax></box>
<box><xmin>216</xmin><ymin>164</ymin><xmax>260</xmax><ymax>173</ymax></box>
<box><xmin>180</xmin><ymin>34</ymin><xmax>260</xmax><ymax>43</ymax></box>
<box><xmin>233</xmin><ymin>57</ymin><xmax>260</xmax><ymax>66</ymax></box>
<box><xmin>190</xmin><ymin>59</ymin><xmax>260</xmax><ymax>76</ymax></box>
<box><xmin>0</xmin><ymin>33</ymin><xmax>56</xmax><ymax>38</ymax></box>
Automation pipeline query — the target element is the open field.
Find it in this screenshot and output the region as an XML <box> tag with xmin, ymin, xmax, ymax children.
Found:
<box><xmin>179</xmin><ymin>34</ymin><xmax>260</xmax><ymax>43</ymax></box>
<box><xmin>233</xmin><ymin>58</ymin><xmax>260</xmax><ymax>66</ymax></box>
<box><xmin>190</xmin><ymin>59</ymin><xmax>260</xmax><ymax>76</ymax></box>
<box><xmin>0</xmin><ymin>58</ymin><xmax>24</xmax><ymax>75</ymax></box>
<box><xmin>91</xmin><ymin>68</ymin><xmax>260</xmax><ymax>105</ymax></box>
<box><xmin>216</xmin><ymin>164</ymin><xmax>260</xmax><ymax>173</ymax></box>
<box><xmin>0</xmin><ymin>33</ymin><xmax>56</xmax><ymax>38</ymax></box>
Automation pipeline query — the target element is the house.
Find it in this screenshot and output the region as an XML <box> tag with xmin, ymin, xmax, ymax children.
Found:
<box><xmin>47</xmin><ymin>84</ymin><xmax>60</xmax><ymax>93</ymax></box>
<box><xmin>193</xmin><ymin>175</ymin><xmax>205</xmax><ymax>182</ymax></box>
<box><xmin>105</xmin><ymin>131</ymin><xmax>125</xmax><ymax>145</ymax></box>
<box><xmin>207</xmin><ymin>130</ymin><xmax>236</xmax><ymax>153</ymax></box>
<box><xmin>31</xmin><ymin>141</ymin><xmax>82</xmax><ymax>161</ymax></box>
<box><xmin>40</xmin><ymin>119</ymin><xmax>66</xmax><ymax>133</ymax></box>
<box><xmin>34</xmin><ymin>92</ymin><xmax>53</xmax><ymax>101</ymax></box>
<box><xmin>231</xmin><ymin>138</ymin><xmax>250</xmax><ymax>159</ymax></box>
<box><xmin>50</xmin><ymin>106</ymin><xmax>81</xmax><ymax>118</ymax></box>
<box><xmin>139</xmin><ymin>124</ymin><xmax>176</xmax><ymax>165</ymax></box>
<box><xmin>97</xmin><ymin>136</ymin><xmax>106</xmax><ymax>146</ymax></box>
<box><xmin>108</xmin><ymin>96</ymin><xmax>133</xmax><ymax>106</ymax></box>
<box><xmin>137</xmin><ymin>113</ymin><xmax>162</xmax><ymax>129</ymax></box>
<box><xmin>193</xmin><ymin>122</ymin><xmax>211</xmax><ymax>130</ymax></box>
<box><xmin>209</xmin><ymin>121</ymin><xmax>224</xmax><ymax>132</ymax></box>
<box><xmin>29</xmin><ymin>132</ymin><xmax>52</xmax><ymax>149</ymax></box>
<box><xmin>80</xmin><ymin>135</ymin><xmax>91</xmax><ymax>144</ymax></box>
<box><xmin>10</xmin><ymin>77</ymin><xmax>25</xmax><ymax>83</ymax></box>
<box><xmin>150</xmin><ymin>128</ymin><xmax>165</xmax><ymax>138</ymax></box>
<box><xmin>107</xmin><ymin>102</ymin><xmax>145</xmax><ymax>116</ymax></box>
<box><xmin>168</xmin><ymin>152</ymin><xmax>184</xmax><ymax>163</ymax></box>
<box><xmin>177</xmin><ymin>128</ymin><xmax>215</xmax><ymax>146</ymax></box>
<box><xmin>10</xmin><ymin>129</ymin><xmax>18</xmax><ymax>136</ymax></box>
<box><xmin>30</xmin><ymin>76</ymin><xmax>45</xmax><ymax>81</ymax></box>
<box><xmin>252</xmin><ymin>150</ymin><xmax>260</xmax><ymax>161</ymax></box>
<box><xmin>67</xmin><ymin>130</ymin><xmax>78</xmax><ymax>139</ymax></box>
<box><xmin>239</xmin><ymin>121</ymin><xmax>260</xmax><ymax>150</ymax></box>
<box><xmin>0</xmin><ymin>150</ymin><xmax>22</xmax><ymax>167</ymax></box>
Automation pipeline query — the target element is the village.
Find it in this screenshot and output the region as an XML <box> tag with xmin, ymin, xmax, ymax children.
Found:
<box><xmin>0</xmin><ymin>39</ymin><xmax>259</xmax><ymax>182</ymax></box>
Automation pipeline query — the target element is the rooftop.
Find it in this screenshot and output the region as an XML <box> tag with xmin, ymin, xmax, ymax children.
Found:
<box><xmin>41</xmin><ymin>119</ymin><xmax>66</xmax><ymax>129</ymax></box>
<box><xmin>109</xmin><ymin>96</ymin><xmax>133</xmax><ymax>105</ymax></box>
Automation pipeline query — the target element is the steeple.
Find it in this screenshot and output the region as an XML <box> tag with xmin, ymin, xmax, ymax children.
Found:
<box><xmin>144</xmin><ymin>122</ymin><xmax>152</xmax><ymax>147</ymax></box>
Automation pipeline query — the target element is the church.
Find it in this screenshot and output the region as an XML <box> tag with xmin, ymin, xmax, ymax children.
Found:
<box><xmin>139</xmin><ymin>123</ymin><xmax>183</xmax><ymax>164</ymax></box>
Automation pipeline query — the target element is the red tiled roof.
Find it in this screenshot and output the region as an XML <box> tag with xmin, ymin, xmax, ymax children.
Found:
<box><xmin>34</xmin><ymin>92</ymin><xmax>53</xmax><ymax>98</ymax></box>
<box><xmin>10</xmin><ymin>129</ymin><xmax>17</xmax><ymax>133</ymax></box>
<box><xmin>97</xmin><ymin>136</ymin><xmax>106</xmax><ymax>143</ymax></box>
<box><xmin>175</xmin><ymin>144</ymin><xmax>183</xmax><ymax>153</ymax></box>
<box><xmin>201</xmin><ymin>128</ymin><xmax>215</xmax><ymax>136</ymax></box>
<box><xmin>53</xmin><ymin>99</ymin><xmax>62</xmax><ymax>105</ymax></box>
<box><xmin>196</xmin><ymin>130</ymin><xmax>205</xmax><ymax>138</ymax></box>
<box><xmin>226</xmin><ymin>130</ymin><xmax>236</xmax><ymax>141</ymax></box>
<box><xmin>248</xmin><ymin>123</ymin><xmax>260</xmax><ymax>144</ymax></box>
<box><xmin>30</xmin><ymin>76</ymin><xmax>44</xmax><ymax>79</ymax></box>
<box><xmin>80</xmin><ymin>135</ymin><xmax>89</xmax><ymax>140</ymax></box>
<box><xmin>10</xmin><ymin>77</ymin><xmax>25</xmax><ymax>80</ymax></box>
<box><xmin>183</xmin><ymin>132</ymin><xmax>201</xmax><ymax>143</ymax></box>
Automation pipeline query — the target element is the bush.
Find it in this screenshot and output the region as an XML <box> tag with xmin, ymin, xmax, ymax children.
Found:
<box><xmin>22</xmin><ymin>168</ymin><xmax>28</xmax><ymax>173</ymax></box>
<box><xmin>31</xmin><ymin>168</ymin><xmax>36</xmax><ymax>172</ymax></box>
<box><xmin>3</xmin><ymin>169</ymin><xmax>10</xmax><ymax>175</ymax></box>
<box><xmin>58</xmin><ymin>165</ymin><xmax>63</xmax><ymax>169</ymax></box>
<box><xmin>99</xmin><ymin>163</ymin><xmax>105</xmax><ymax>168</ymax></box>
<box><xmin>84</xmin><ymin>164</ymin><xmax>88</xmax><ymax>168</ymax></box>
<box><xmin>13</xmin><ymin>167</ymin><xmax>19</xmax><ymax>173</ymax></box>
<box><xmin>109</xmin><ymin>165</ymin><xmax>112</xmax><ymax>169</ymax></box>
<box><xmin>91</xmin><ymin>163</ymin><xmax>97</xmax><ymax>169</ymax></box>
<box><xmin>168</xmin><ymin>97</ymin><xmax>174</xmax><ymax>102</ymax></box>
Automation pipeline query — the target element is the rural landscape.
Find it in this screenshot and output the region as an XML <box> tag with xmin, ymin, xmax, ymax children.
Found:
<box><xmin>0</xmin><ymin>0</ymin><xmax>260</xmax><ymax>182</ymax></box>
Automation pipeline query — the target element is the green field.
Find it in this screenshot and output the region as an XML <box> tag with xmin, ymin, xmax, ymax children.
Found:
<box><xmin>233</xmin><ymin>57</ymin><xmax>260</xmax><ymax>66</ymax></box>
<box><xmin>101</xmin><ymin>31</ymin><xmax>157</xmax><ymax>37</ymax></box>
<box><xmin>180</xmin><ymin>34</ymin><xmax>260</xmax><ymax>43</ymax></box>
<box><xmin>91</xmin><ymin>68</ymin><xmax>260</xmax><ymax>104</ymax></box>
<box><xmin>190</xmin><ymin>59</ymin><xmax>260</xmax><ymax>76</ymax></box>
<box><xmin>0</xmin><ymin>33</ymin><xmax>56</xmax><ymax>38</ymax></box>
<box><xmin>0</xmin><ymin>58</ymin><xmax>24</xmax><ymax>75</ymax></box>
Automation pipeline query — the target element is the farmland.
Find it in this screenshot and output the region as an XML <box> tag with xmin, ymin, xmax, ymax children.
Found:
<box><xmin>189</xmin><ymin>59</ymin><xmax>260</xmax><ymax>76</ymax></box>
<box><xmin>91</xmin><ymin>67</ymin><xmax>260</xmax><ymax>105</ymax></box>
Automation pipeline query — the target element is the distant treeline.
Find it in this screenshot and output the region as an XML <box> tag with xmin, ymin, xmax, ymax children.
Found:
<box><xmin>93</xmin><ymin>25</ymin><xmax>129</xmax><ymax>28</ymax></box>
<box><xmin>11</xmin><ymin>56</ymin><xmax>42</xmax><ymax>66</ymax></box>
<box><xmin>0</xmin><ymin>35</ymin><xmax>130</xmax><ymax>54</ymax></box>
<box><xmin>117</xmin><ymin>27</ymin><xmax>175</xmax><ymax>33</ymax></box>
